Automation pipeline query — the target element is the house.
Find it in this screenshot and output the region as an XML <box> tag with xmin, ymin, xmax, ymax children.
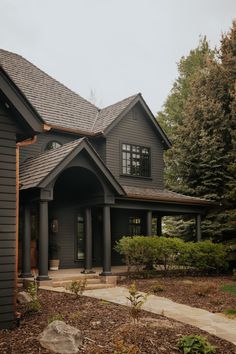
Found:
<box><xmin>0</xmin><ymin>49</ymin><xmax>213</xmax><ymax>329</ymax></box>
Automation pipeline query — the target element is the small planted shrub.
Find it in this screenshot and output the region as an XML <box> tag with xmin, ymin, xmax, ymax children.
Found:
<box><xmin>126</xmin><ymin>282</ymin><xmax>148</xmax><ymax>324</ymax></box>
<box><xmin>48</xmin><ymin>313</ymin><xmax>64</xmax><ymax>324</ymax></box>
<box><xmin>27</xmin><ymin>281</ymin><xmax>41</xmax><ymax>312</ymax></box>
<box><xmin>150</xmin><ymin>281</ymin><xmax>165</xmax><ymax>293</ymax></box>
<box><xmin>193</xmin><ymin>283</ymin><xmax>217</xmax><ymax>297</ymax></box>
<box><xmin>220</xmin><ymin>283</ymin><xmax>236</xmax><ymax>296</ymax></box>
<box><xmin>223</xmin><ymin>309</ymin><xmax>236</xmax><ymax>318</ymax></box>
<box><xmin>113</xmin><ymin>338</ymin><xmax>139</xmax><ymax>354</ymax></box>
<box><xmin>69</xmin><ymin>279</ymin><xmax>87</xmax><ymax>298</ymax></box>
<box><xmin>177</xmin><ymin>335</ymin><xmax>216</xmax><ymax>354</ymax></box>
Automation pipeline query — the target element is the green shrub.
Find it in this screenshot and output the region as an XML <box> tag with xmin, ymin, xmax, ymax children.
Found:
<box><xmin>126</xmin><ymin>282</ymin><xmax>148</xmax><ymax>323</ymax></box>
<box><xmin>115</xmin><ymin>236</ymin><xmax>228</xmax><ymax>275</ymax></box>
<box><xmin>27</xmin><ymin>281</ymin><xmax>41</xmax><ymax>312</ymax></box>
<box><xmin>68</xmin><ymin>279</ymin><xmax>87</xmax><ymax>298</ymax></box>
<box><xmin>150</xmin><ymin>281</ymin><xmax>165</xmax><ymax>293</ymax></box>
<box><xmin>48</xmin><ymin>313</ymin><xmax>64</xmax><ymax>324</ymax></box>
<box><xmin>177</xmin><ymin>335</ymin><xmax>216</xmax><ymax>354</ymax></box>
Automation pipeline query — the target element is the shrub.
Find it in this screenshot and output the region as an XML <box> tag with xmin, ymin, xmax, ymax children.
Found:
<box><xmin>177</xmin><ymin>335</ymin><xmax>216</xmax><ymax>354</ymax></box>
<box><xmin>193</xmin><ymin>283</ymin><xmax>217</xmax><ymax>297</ymax></box>
<box><xmin>48</xmin><ymin>313</ymin><xmax>64</xmax><ymax>324</ymax></box>
<box><xmin>27</xmin><ymin>281</ymin><xmax>41</xmax><ymax>312</ymax></box>
<box><xmin>68</xmin><ymin>279</ymin><xmax>87</xmax><ymax>298</ymax></box>
<box><xmin>115</xmin><ymin>236</ymin><xmax>228</xmax><ymax>275</ymax></box>
<box><xmin>150</xmin><ymin>281</ymin><xmax>165</xmax><ymax>293</ymax></box>
<box><xmin>126</xmin><ymin>282</ymin><xmax>148</xmax><ymax>324</ymax></box>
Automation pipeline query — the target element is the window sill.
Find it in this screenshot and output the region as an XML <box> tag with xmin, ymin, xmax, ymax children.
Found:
<box><xmin>120</xmin><ymin>174</ymin><xmax>152</xmax><ymax>180</ymax></box>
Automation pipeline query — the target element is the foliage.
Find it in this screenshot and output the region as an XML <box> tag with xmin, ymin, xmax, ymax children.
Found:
<box><xmin>27</xmin><ymin>281</ymin><xmax>41</xmax><ymax>312</ymax></box>
<box><xmin>113</xmin><ymin>338</ymin><xmax>139</xmax><ymax>354</ymax></box>
<box><xmin>177</xmin><ymin>335</ymin><xmax>216</xmax><ymax>354</ymax></box>
<box><xmin>193</xmin><ymin>283</ymin><xmax>217</xmax><ymax>297</ymax></box>
<box><xmin>48</xmin><ymin>313</ymin><xmax>64</xmax><ymax>324</ymax></box>
<box><xmin>150</xmin><ymin>281</ymin><xmax>165</xmax><ymax>293</ymax></box>
<box><xmin>126</xmin><ymin>282</ymin><xmax>148</xmax><ymax>324</ymax></box>
<box><xmin>68</xmin><ymin>279</ymin><xmax>87</xmax><ymax>298</ymax></box>
<box><xmin>220</xmin><ymin>283</ymin><xmax>236</xmax><ymax>296</ymax></box>
<box><xmin>115</xmin><ymin>236</ymin><xmax>228</xmax><ymax>274</ymax></box>
<box><xmin>157</xmin><ymin>22</ymin><xmax>236</xmax><ymax>242</ymax></box>
<box><xmin>223</xmin><ymin>309</ymin><xmax>236</xmax><ymax>318</ymax></box>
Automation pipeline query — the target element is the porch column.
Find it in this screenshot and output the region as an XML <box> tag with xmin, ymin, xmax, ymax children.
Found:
<box><xmin>21</xmin><ymin>203</ymin><xmax>33</xmax><ymax>278</ymax></box>
<box><xmin>37</xmin><ymin>200</ymin><xmax>50</xmax><ymax>281</ymax></box>
<box><xmin>82</xmin><ymin>207</ymin><xmax>94</xmax><ymax>273</ymax></box>
<box><xmin>157</xmin><ymin>216</ymin><xmax>162</xmax><ymax>236</ymax></box>
<box><xmin>100</xmin><ymin>205</ymin><xmax>112</xmax><ymax>276</ymax></box>
<box><xmin>146</xmin><ymin>210</ymin><xmax>152</xmax><ymax>236</ymax></box>
<box><xmin>196</xmin><ymin>214</ymin><xmax>202</xmax><ymax>241</ymax></box>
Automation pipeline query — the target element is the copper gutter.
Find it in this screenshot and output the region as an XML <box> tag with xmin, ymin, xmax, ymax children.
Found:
<box><xmin>14</xmin><ymin>136</ymin><xmax>37</xmax><ymax>319</ymax></box>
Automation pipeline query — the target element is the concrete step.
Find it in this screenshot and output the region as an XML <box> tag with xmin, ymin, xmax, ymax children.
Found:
<box><xmin>52</xmin><ymin>277</ymin><xmax>102</xmax><ymax>288</ymax></box>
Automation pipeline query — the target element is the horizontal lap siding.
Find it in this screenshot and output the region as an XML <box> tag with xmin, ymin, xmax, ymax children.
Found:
<box><xmin>0</xmin><ymin>106</ymin><xmax>16</xmax><ymax>329</ymax></box>
<box><xmin>106</xmin><ymin>106</ymin><xmax>165</xmax><ymax>189</ymax></box>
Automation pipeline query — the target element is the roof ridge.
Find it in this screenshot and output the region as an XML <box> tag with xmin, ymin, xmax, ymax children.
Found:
<box><xmin>99</xmin><ymin>93</ymin><xmax>139</xmax><ymax>112</ymax></box>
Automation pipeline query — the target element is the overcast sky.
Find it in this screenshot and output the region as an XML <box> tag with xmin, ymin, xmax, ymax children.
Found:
<box><xmin>0</xmin><ymin>0</ymin><xmax>235</xmax><ymax>114</ymax></box>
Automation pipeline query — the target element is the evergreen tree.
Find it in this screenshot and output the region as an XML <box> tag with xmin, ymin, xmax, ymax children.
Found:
<box><xmin>159</xmin><ymin>22</ymin><xmax>236</xmax><ymax>242</ymax></box>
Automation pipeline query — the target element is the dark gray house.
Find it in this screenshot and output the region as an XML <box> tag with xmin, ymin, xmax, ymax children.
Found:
<box><xmin>0</xmin><ymin>49</ymin><xmax>213</xmax><ymax>328</ymax></box>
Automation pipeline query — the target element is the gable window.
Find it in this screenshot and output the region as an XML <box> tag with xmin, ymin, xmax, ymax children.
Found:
<box><xmin>45</xmin><ymin>141</ymin><xmax>62</xmax><ymax>151</ymax></box>
<box><xmin>128</xmin><ymin>217</ymin><xmax>141</xmax><ymax>235</ymax></box>
<box><xmin>122</xmin><ymin>143</ymin><xmax>150</xmax><ymax>177</ymax></box>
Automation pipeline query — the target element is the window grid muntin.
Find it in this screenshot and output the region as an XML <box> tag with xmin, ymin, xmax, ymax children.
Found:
<box><xmin>122</xmin><ymin>143</ymin><xmax>150</xmax><ymax>177</ymax></box>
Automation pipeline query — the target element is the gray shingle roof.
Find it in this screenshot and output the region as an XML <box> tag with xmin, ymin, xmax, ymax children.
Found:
<box><xmin>122</xmin><ymin>185</ymin><xmax>214</xmax><ymax>206</ymax></box>
<box><xmin>0</xmin><ymin>49</ymin><xmax>138</xmax><ymax>134</ymax></box>
<box><xmin>20</xmin><ymin>139</ymin><xmax>83</xmax><ymax>190</ymax></box>
<box><xmin>93</xmin><ymin>94</ymin><xmax>138</xmax><ymax>133</ymax></box>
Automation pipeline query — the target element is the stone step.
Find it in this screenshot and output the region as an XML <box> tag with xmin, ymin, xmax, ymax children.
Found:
<box><xmin>52</xmin><ymin>278</ymin><xmax>101</xmax><ymax>288</ymax></box>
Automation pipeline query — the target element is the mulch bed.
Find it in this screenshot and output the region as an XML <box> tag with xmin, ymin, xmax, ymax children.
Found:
<box><xmin>119</xmin><ymin>275</ymin><xmax>236</xmax><ymax>313</ymax></box>
<box><xmin>0</xmin><ymin>289</ymin><xmax>236</xmax><ymax>353</ymax></box>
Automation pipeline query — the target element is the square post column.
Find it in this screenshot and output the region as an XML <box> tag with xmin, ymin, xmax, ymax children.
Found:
<box><xmin>21</xmin><ymin>203</ymin><xmax>33</xmax><ymax>278</ymax></box>
<box><xmin>82</xmin><ymin>207</ymin><xmax>94</xmax><ymax>274</ymax></box>
<box><xmin>100</xmin><ymin>205</ymin><xmax>112</xmax><ymax>276</ymax></box>
<box><xmin>196</xmin><ymin>214</ymin><xmax>202</xmax><ymax>241</ymax></box>
<box><xmin>157</xmin><ymin>216</ymin><xmax>162</xmax><ymax>236</ymax></box>
<box><xmin>146</xmin><ymin>210</ymin><xmax>152</xmax><ymax>236</ymax></box>
<box><xmin>37</xmin><ymin>200</ymin><xmax>50</xmax><ymax>281</ymax></box>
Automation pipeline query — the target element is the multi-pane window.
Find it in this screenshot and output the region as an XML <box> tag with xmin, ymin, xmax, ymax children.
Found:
<box><xmin>128</xmin><ymin>217</ymin><xmax>141</xmax><ymax>235</ymax></box>
<box><xmin>122</xmin><ymin>144</ymin><xmax>150</xmax><ymax>177</ymax></box>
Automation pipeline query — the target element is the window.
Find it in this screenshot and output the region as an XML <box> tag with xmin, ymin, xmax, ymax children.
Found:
<box><xmin>45</xmin><ymin>141</ymin><xmax>62</xmax><ymax>151</ymax></box>
<box><xmin>128</xmin><ymin>217</ymin><xmax>141</xmax><ymax>235</ymax></box>
<box><xmin>76</xmin><ymin>214</ymin><xmax>85</xmax><ymax>260</ymax></box>
<box><xmin>122</xmin><ymin>143</ymin><xmax>150</xmax><ymax>177</ymax></box>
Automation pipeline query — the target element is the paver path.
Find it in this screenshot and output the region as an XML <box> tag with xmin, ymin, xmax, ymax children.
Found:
<box><xmin>84</xmin><ymin>286</ymin><xmax>236</xmax><ymax>346</ymax></box>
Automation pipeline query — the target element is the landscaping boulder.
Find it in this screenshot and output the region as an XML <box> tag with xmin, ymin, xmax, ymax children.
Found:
<box><xmin>39</xmin><ymin>320</ymin><xmax>83</xmax><ymax>354</ymax></box>
<box><xmin>17</xmin><ymin>291</ymin><xmax>33</xmax><ymax>304</ymax></box>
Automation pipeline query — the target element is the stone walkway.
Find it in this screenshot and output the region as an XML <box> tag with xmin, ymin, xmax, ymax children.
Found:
<box><xmin>84</xmin><ymin>287</ymin><xmax>236</xmax><ymax>346</ymax></box>
<box><xmin>40</xmin><ymin>285</ymin><xmax>236</xmax><ymax>345</ymax></box>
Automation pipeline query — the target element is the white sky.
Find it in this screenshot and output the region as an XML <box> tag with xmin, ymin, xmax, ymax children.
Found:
<box><xmin>0</xmin><ymin>0</ymin><xmax>235</xmax><ymax>114</ymax></box>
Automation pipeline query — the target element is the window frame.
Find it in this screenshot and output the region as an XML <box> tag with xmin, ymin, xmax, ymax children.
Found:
<box><xmin>128</xmin><ymin>216</ymin><xmax>142</xmax><ymax>236</ymax></box>
<box><xmin>120</xmin><ymin>142</ymin><xmax>151</xmax><ymax>178</ymax></box>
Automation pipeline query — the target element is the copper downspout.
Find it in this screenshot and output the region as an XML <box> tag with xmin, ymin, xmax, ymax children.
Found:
<box><xmin>14</xmin><ymin>136</ymin><xmax>37</xmax><ymax>319</ymax></box>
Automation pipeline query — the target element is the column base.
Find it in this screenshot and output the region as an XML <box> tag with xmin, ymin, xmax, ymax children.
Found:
<box><xmin>81</xmin><ymin>269</ymin><xmax>95</xmax><ymax>274</ymax></box>
<box><xmin>36</xmin><ymin>275</ymin><xmax>51</xmax><ymax>281</ymax></box>
<box><xmin>19</xmin><ymin>272</ymin><xmax>34</xmax><ymax>278</ymax></box>
<box><xmin>99</xmin><ymin>271</ymin><xmax>113</xmax><ymax>276</ymax></box>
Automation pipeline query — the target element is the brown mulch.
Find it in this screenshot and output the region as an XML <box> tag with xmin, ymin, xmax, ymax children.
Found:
<box><xmin>0</xmin><ymin>289</ymin><xmax>236</xmax><ymax>354</ymax></box>
<box><xmin>119</xmin><ymin>275</ymin><xmax>236</xmax><ymax>313</ymax></box>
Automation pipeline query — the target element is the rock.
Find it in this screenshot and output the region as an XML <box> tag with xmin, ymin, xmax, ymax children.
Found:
<box><xmin>17</xmin><ymin>291</ymin><xmax>33</xmax><ymax>304</ymax></box>
<box><xmin>39</xmin><ymin>320</ymin><xmax>83</xmax><ymax>354</ymax></box>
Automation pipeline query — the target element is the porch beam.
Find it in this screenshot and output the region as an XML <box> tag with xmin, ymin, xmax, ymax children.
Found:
<box><xmin>21</xmin><ymin>203</ymin><xmax>33</xmax><ymax>278</ymax></box>
<box><xmin>82</xmin><ymin>207</ymin><xmax>94</xmax><ymax>273</ymax></box>
<box><xmin>37</xmin><ymin>200</ymin><xmax>50</xmax><ymax>281</ymax></box>
<box><xmin>100</xmin><ymin>205</ymin><xmax>112</xmax><ymax>276</ymax></box>
<box><xmin>146</xmin><ymin>210</ymin><xmax>152</xmax><ymax>236</ymax></box>
<box><xmin>196</xmin><ymin>214</ymin><xmax>202</xmax><ymax>241</ymax></box>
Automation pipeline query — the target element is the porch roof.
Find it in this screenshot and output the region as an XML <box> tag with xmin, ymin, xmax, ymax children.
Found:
<box><xmin>19</xmin><ymin>138</ymin><xmax>125</xmax><ymax>195</ymax></box>
<box><xmin>121</xmin><ymin>185</ymin><xmax>215</xmax><ymax>207</ymax></box>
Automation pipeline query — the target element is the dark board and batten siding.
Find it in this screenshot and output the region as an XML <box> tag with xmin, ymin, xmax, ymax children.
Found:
<box><xmin>0</xmin><ymin>106</ymin><xmax>16</xmax><ymax>329</ymax></box>
<box><xmin>106</xmin><ymin>106</ymin><xmax>165</xmax><ymax>189</ymax></box>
